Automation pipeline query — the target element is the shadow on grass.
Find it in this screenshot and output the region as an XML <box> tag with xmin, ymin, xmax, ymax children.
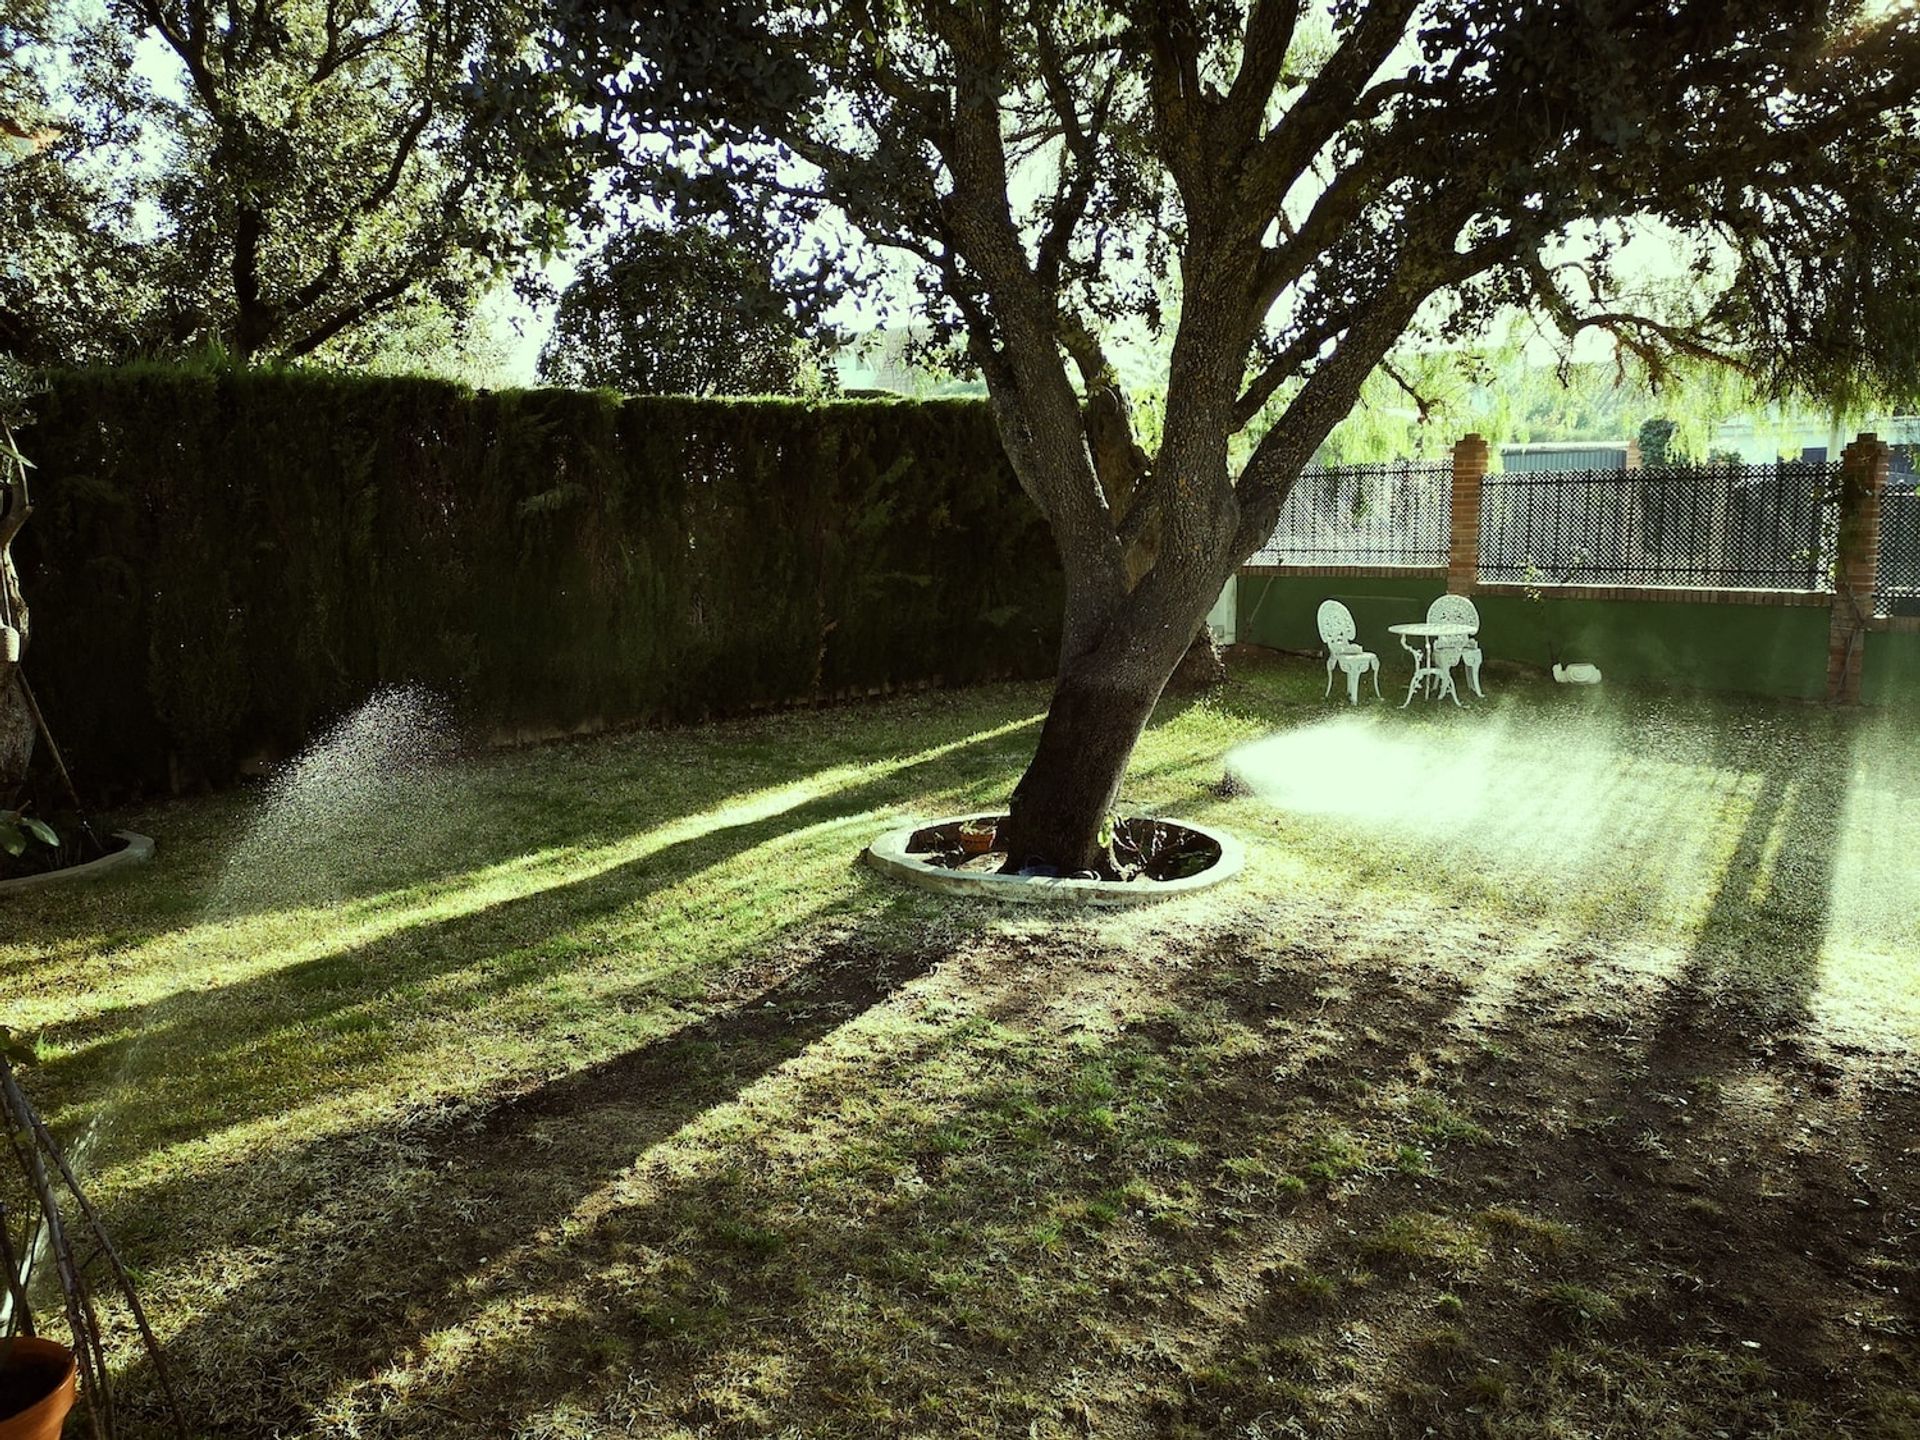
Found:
<box><xmin>1652</xmin><ymin>705</ymin><xmax>1856</xmax><ymax>1048</ymax></box>
<box><xmin>108</xmin><ymin>926</ymin><xmax>942</xmax><ymax>1437</ymax></box>
<box><xmin>1159</xmin><ymin>933</ymin><xmax>1920</xmax><ymax>1440</ymax></box>
<box><xmin>0</xmin><ymin>683</ymin><xmax>1056</xmax><ymax>955</ymax></box>
<box><xmin>120</xmin><ymin>911</ymin><xmax>1917</xmax><ymax>1440</ymax></box>
<box><xmin>30</xmin><ymin>712</ymin><xmax>1040</xmax><ymax>1166</ymax></box>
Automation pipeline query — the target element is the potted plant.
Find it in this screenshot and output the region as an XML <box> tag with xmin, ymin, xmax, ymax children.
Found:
<box><xmin>0</xmin><ymin>1026</ymin><xmax>187</xmax><ymax>1439</ymax></box>
<box><xmin>0</xmin><ymin>1027</ymin><xmax>75</xmax><ymax>1440</ymax></box>
<box><xmin>0</xmin><ymin>1337</ymin><xmax>77</xmax><ymax>1440</ymax></box>
<box><xmin>956</xmin><ymin>817</ymin><xmax>999</xmax><ymax>856</ymax></box>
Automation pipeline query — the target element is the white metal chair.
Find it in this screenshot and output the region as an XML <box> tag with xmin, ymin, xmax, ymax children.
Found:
<box><xmin>1426</xmin><ymin>593</ymin><xmax>1484</xmax><ymax>698</ymax></box>
<box><xmin>1316</xmin><ymin>599</ymin><xmax>1380</xmax><ymax>704</ymax></box>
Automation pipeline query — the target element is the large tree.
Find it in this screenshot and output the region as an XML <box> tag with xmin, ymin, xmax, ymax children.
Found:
<box><xmin>564</xmin><ymin>1</ymin><xmax>1919</xmax><ymax>870</ymax></box>
<box><xmin>0</xmin><ymin>0</ymin><xmax>160</xmax><ymax>365</ymax></box>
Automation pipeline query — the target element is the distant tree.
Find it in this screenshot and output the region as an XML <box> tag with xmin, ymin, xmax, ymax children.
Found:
<box><xmin>538</xmin><ymin>226</ymin><xmax>820</xmax><ymax>396</ymax></box>
<box><xmin>1638</xmin><ymin>417</ymin><xmax>1679</xmax><ymax>467</ymax></box>
<box><xmin>0</xmin><ymin>0</ymin><xmax>159</xmax><ymax>364</ymax></box>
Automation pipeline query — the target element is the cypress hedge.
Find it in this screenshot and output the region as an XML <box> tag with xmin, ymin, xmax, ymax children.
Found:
<box><xmin>19</xmin><ymin>367</ymin><xmax>1061</xmax><ymax>795</ymax></box>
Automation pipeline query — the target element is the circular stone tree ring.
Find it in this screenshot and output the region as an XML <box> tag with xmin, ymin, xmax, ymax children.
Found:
<box><xmin>865</xmin><ymin>813</ymin><xmax>1243</xmax><ymax>907</ymax></box>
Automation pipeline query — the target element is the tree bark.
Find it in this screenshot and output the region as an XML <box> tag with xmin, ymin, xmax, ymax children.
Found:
<box><xmin>0</xmin><ymin>462</ymin><xmax>31</xmax><ymax>803</ymax></box>
<box><xmin>998</xmin><ymin>564</ymin><xmax>1222</xmax><ymax>874</ymax></box>
<box><xmin>999</xmin><ymin>658</ymin><xmax>1166</xmax><ymax>875</ymax></box>
<box><xmin>1165</xmin><ymin>625</ymin><xmax>1227</xmax><ymax>695</ymax></box>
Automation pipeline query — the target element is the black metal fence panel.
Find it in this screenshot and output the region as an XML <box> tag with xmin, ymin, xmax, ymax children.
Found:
<box><xmin>1878</xmin><ymin>485</ymin><xmax>1920</xmax><ymax>617</ymax></box>
<box><xmin>1478</xmin><ymin>462</ymin><xmax>1841</xmax><ymax>591</ymax></box>
<box><xmin>1254</xmin><ymin>460</ymin><xmax>1451</xmax><ymax>567</ymax></box>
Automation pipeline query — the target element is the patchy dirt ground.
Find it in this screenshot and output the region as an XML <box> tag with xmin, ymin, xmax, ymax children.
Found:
<box><xmin>4</xmin><ymin>661</ymin><xmax>1915</xmax><ymax>1437</ymax></box>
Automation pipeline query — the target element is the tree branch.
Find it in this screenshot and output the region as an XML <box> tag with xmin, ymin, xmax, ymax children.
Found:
<box><xmin>1238</xmin><ymin>0</ymin><xmax>1420</xmax><ymax>220</ymax></box>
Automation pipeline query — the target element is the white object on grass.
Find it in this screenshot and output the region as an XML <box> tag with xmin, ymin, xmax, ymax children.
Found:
<box><xmin>1425</xmin><ymin>593</ymin><xmax>1484</xmax><ymax>697</ymax></box>
<box><xmin>1315</xmin><ymin>599</ymin><xmax>1381</xmax><ymax>704</ymax></box>
<box><xmin>1552</xmin><ymin>662</ymin><xmax>1602</xmax><ymax>685</ymax></box>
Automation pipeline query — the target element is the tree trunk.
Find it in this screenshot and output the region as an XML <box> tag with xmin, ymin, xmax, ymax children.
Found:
<box><xmin>998</xmin><ymin>571</ymin><xmax>1221</xmax><ymax>874</ymax></box>
<box><xmin>998</xmin><ymin>658</ymin><xmax>1166</xmax><ymax>875</ymax></box>
<box><xmin>0</xmin><ymin>683</ymin><xmax>29</xmax><ymax>805</ymax></box>
<box><xmin>1165</xmin><ymin>625</ymin><xmax>1227</xmax><ymax>695</ymax></box>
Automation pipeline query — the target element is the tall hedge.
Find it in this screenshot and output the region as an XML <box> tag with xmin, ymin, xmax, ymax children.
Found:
<box><xmin>19</xmin><ymin>368</ymin><xmax>1061</xmax><ymax>795</ymax></box>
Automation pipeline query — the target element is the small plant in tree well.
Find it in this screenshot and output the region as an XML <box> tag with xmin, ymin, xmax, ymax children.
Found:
<box><xmin>521</xmin><ymin>1</ymin><xmax>1920</xmax><ymax>872</ymax></box>
<box><xmin>0</xmin><ymin>808</ymin><xmax>56</xmax><ymax>859</ymax></box>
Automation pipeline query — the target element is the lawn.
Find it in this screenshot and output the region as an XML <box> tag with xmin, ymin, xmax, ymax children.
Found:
<box><xmin>3</xmin><ymin>655</ymin><xmax>1917</xmax><ymax>1439</ymax></box>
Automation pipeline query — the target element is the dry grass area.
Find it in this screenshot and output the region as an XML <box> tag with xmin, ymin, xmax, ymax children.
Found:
<box><xmin>2</xmin><ymin>655</ymin><xmax>1917</xmax><ymax>1438</ymax></box>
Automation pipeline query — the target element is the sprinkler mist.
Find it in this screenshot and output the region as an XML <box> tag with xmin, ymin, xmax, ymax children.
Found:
<box><xmin>1221</xmin><ymin>698</ymin><xmax>1678</xmax><ymax>896</ymax></box>
<box><xmin>209</xmin><ymin>685</ymin><xmax>457</xmax><ymax>917</ymax></box>
<box><xmin>8</xmin><ymin>688</ymin><xmax>458</xmax><ymax>1431</ymax></box>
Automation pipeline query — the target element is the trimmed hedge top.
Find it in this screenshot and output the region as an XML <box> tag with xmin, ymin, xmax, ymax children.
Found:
<box><xmin>19</xmin><ymin>368</ymin><xmax>1060</xmax><ymax>794</ymax></box>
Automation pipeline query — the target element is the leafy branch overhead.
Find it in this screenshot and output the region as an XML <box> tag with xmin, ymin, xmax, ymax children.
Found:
<box><xmin>552</xmin><ymin>1</ymin><xmax>1920</xmax><ymax>564</ymax></box>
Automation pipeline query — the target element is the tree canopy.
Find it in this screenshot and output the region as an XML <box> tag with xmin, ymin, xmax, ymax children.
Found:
<box><xmin>2</xmin><ymin>0</ymin><xmax>585</xmax><ymax>365</ymax></box>
<box><xmin>538</xmin><ymin>224</ymin><xmax>821</xmax><ymax>395</ymax></box>
<box><xmin>536</xmin><ymin>0</ymin><xmax>1920</xmax><ymax>868</ymax></box>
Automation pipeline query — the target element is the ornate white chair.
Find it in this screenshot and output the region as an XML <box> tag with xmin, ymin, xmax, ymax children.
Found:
<box><xmin>1425</xmin><ymin>593</ymin><xmax>1484</xmax><ymax>698</ymax></box>
<box><xmin>1316</xmin><ymin>599</ymin><xmax>1380</xmax><ymax>704</ymax></box>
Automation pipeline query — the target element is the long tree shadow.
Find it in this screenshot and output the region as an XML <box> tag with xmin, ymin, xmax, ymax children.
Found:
<box><xmin>1649</xmin><ymin>705</ymin><xmax>1857</xmax><ymax>1055</ymax></box>
<box><xmin>229</xmin><ymin>908</ymin><xmax>1919</xmax><ymax>1440</ymax></box>
<box><xmin>107</xmin><ymin>927</ymin><xmax>943</xmax><ymax>1437</ymax></box>
<box><xmin>88</xmin><ymin>834</ymin><xmax>1920</xmax><ymax>1439</ymax></box>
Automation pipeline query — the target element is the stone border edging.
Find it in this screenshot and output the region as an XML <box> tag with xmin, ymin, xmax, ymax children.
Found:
<box><xmin>864</xmin><ymin>813</ymin><xmax>1243</xmax><ymax>907</ymax></box>
<box><xmin>0</xmin><ymin>831</ymin><xmax>154</xmax><ymax>896</ymax></box>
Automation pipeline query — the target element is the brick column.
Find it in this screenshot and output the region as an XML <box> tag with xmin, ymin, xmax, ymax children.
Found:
<box><xmin>1827</xmin><ymin>433</ymin><xmax>1890</xmax><ymax>704</ymax></box>
<box><xmin>1449</xmin><ymin>433</ymin><xmax>1488</xmax><ymax>594</ymax></box>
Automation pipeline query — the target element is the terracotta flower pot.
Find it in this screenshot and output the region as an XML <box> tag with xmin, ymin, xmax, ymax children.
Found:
<box><xmin>957</xmin><ymin>820</ymin><xmax>998</xmax><ymax>856</ymax></box>
<box><xmin>0</xmin><ymin>1337</ymin><xmax>78</xmax><ymax>1440</ymax></box>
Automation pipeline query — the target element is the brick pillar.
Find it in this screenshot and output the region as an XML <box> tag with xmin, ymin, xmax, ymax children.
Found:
<box><xmin>1449</xmin><ymin>433</ymin><xmax>1488</xmax><ymax>594</ymax></box>
<box><xmin>1827</xmin><ymin>433</ymin><xmax>1890</xmax><ymax>704</ymax></box>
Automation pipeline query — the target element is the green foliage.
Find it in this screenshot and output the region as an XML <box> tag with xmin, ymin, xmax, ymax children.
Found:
<box><xmin>19</xmin><ymin>366</ymin><xmax>1059</xmax><ymax>793</ymax></box>
<box><xmin>0</xmin><ymin>808</ymin><xmax>56</xmax><ymax>856</ymax></box>
<box><xmin>3</xmin><ymin>0</ymin><xmax>585</xmax><ymax>366</ymax></box>
<box><xmin>539</xmin><ymin>225</ymin><xmax>825</xmax><ymax>397</ymax></box>
<box><xmin>1639</xmin><ymin>417</ymin><xmax>1680</xmax><ymax>466</ymax></box>
<box><xmin>0</xmin><ymin>0</ymin><xmax>156</xmax><ymax>367</ymax></box>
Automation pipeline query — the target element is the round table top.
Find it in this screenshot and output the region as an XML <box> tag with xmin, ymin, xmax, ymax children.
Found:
<box><xmin>1388</xmin><ymin>621</ymin><xmax>1477</xmax><ymax>638</ymax></box>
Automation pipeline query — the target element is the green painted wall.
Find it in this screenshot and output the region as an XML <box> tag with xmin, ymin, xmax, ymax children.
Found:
<box><xmin>1862</xmin><ymin>629</ymin><xmax>1920</xmax><ymax>708</ymax></box>
<box><xmin>1238</xmin><ymin>572</ymin><xmax>1837</xmax><ymax>701</ymax></box>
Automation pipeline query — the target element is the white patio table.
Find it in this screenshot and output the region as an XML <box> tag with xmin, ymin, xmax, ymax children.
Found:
<box><xmin>1389</xmin><ymin>620</ymin><xmax>1478</xmax><ymax>708</ymax></box>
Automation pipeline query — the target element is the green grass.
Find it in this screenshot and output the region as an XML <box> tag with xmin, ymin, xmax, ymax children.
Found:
<box><xmin>3</xmin><ymin>655</ymin><xmax>1918</xmax><ymax>1438</ymax></box>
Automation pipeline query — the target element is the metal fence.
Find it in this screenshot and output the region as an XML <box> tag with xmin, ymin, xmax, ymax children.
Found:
<box><xmin>1879</xmin><ymin>485</ymin><xmax>1920</xmax><ymax>616</ymax></box>
<box><xmin>1253</xmin><ymin>460</ymin><xmax>1451</xmax><ymax>567</ymax></box>
<box><xmin>1478</xmin><ymin>461</ymin><xmax>1841</xmax><ymax>591</ymax></box>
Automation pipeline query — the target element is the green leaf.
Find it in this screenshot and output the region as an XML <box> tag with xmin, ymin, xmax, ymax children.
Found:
<box><xmin>19</xmin><ymin>816</ymin><xmax>57</xmax><ymax>847</ymax></box>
